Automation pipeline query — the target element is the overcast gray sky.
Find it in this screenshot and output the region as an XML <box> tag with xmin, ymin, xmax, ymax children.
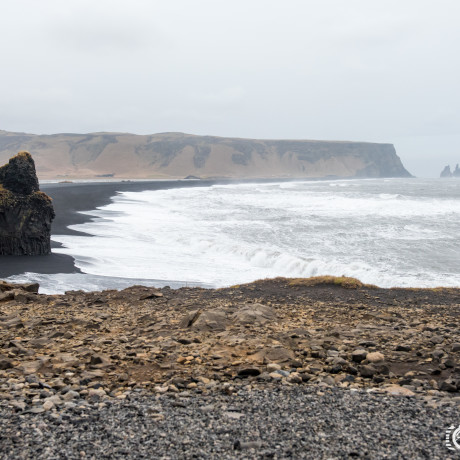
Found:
<box><xmin>1</xmin><ymin>0</ymin><xmax>459</xmax><ymax>177</ymax></box>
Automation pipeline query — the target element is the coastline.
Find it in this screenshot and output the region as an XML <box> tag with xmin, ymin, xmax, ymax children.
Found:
<box><xmin>0</xmin><ymin>179</ymin><xmax>217</xmax><ymax>279</ymax></box>
<box><xmin>0</xmin><ymin>176</ymin><xmax>341</xmax><ymax>280</ymax></box>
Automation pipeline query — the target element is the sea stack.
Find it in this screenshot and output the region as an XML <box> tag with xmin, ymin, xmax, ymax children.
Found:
<box><xmin>0</xmin><ymin>151</ymin><xmax>55</xmax><ymax>255</ymax></box>
<box><xmin>440</xmin><ymin>165</ymin><xmax>452</xmax><ymax>177</ymax></box>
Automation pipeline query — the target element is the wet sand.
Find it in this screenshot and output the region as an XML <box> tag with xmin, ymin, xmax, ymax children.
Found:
<box><xmin>0</xmin><ymin>179</ymin><xmax>217</xmax><ymax>279</ymax></box>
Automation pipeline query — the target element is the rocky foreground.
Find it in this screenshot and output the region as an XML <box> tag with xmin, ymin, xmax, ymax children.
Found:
<box><xmin>1</xmin><ymin>276</ymin><xmax>460</xmax><ymax>458</ymax></box>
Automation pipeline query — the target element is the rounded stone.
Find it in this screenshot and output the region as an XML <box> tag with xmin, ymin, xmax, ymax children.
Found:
<box><xmin>366</xmin><ymin>352</ymin><xmax>385</xmax><ymax>363</ymax></box>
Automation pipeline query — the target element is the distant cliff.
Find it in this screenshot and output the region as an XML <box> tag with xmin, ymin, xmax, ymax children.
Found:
<box><xmin>0</xmin><ymin>130</ymin><xmax>412</xmax><ymax>180</ymax></box>
<box><xmin>0</xmin><ymin>152</ymin><xmax>55</xmax><ymax>255</ymax></box>
<box><xmin>440</xmin><ymin>164</ymin><xmax>460</xmax><ymax>178</ymax></box>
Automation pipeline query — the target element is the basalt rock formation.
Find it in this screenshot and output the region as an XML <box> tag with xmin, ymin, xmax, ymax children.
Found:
<box><xmin>440</xmin><ymin>165</ymin><xmax>452</xmax><ymax>178</ymax></box>
<box><xmin>0</xmin><ymin>152</ymin><xmax>55</xmax><ymax>255</ymax></box>
<box><xmin>440</xmin><ymin>164</ymin><xmax>460</xmax><ymax>178</ymax></box>
<box><xmin>0</xmin><ymin>130</ymin><xmax>412</xmax><ymax>179</ymax></box>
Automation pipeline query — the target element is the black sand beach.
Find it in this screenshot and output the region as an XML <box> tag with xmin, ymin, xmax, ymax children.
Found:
<box><xmin>0</xmin><ymin>179</ymin><xmax>217</xmax><ymax>279</ymax></box>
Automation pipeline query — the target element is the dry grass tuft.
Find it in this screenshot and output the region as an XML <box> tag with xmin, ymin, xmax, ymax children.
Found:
<box><xmin>288</xmin><ymin>276</ymin><xmax>376</xmax><ymax>289</ymax></box>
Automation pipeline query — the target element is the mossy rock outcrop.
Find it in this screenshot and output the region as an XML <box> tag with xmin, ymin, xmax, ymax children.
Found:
<box><xmin>0</xmin><ymin>152</ymin><xmax>55</xmax><ymax>255</ymax></box>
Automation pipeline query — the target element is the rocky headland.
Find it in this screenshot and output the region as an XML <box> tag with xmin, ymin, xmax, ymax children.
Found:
<box><xmin>1</xmin><ymin>276</ymin><xmax>459</xmax><ymax>458</ymax></box>
<box><xmin>0</xmin><ymin>152</ymin><xmax>55</xmax><ymax>255</ymax></box>
<box><xmin>0</xmin><ymin>130</ymin><xmax>411</xmax><ymax>180</ymax></box>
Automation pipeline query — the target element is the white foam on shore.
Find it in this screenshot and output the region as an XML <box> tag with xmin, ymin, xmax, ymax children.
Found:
<box><xmin>33</xmin><ymin>178</ymin><xmax>460</xmax><ymax>293</ymax></box>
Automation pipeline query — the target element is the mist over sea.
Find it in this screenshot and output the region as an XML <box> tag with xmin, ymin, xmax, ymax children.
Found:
<box><xmin>8</xmin><ymin>178</ymin><xmax>460</xmax><ymax>294</ymax></box>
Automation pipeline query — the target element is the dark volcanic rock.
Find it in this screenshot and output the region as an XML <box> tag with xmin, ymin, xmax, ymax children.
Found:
<box><xmin>440</xmin><ymin>165</ymin><xmax>452</xmax><ymax>178</ymax></box>
<box><xmin>0</xmin><ymin>151</ymin><xmax>39</xmax><ymax>194</ymax></box>
<box><xmin>0</xmin><ymin>152</ymin><xmax>55</xmax><ymax>255</ymax></box>
<box><xmin>454</xmin><ymin>164</ymin><xmax>460</xmax><ymax>178</ymax></box>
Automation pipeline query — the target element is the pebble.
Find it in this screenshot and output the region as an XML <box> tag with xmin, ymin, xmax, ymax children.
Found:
<box><xmin>42</xmin><ymin>400</ymin><xmax>55</xmax><ymax>411</ymax></box>
<box><xmin>266</xmin><ymin>363</ymin><xmax>281</xmax><ymax>372</ymax></box>
<box><xmin>430</xmin><ymin>335</ymin><xmax>444</xmax><ymax>344</ymax></box>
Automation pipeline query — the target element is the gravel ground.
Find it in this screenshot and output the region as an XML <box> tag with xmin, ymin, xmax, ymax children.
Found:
<box><xmin>0</xmin><ymin>386</ymin><xmax>458</xmax><ymax>460</ymax></box>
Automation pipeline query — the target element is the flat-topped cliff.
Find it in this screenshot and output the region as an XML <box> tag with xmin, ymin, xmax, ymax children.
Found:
<box><xmin>0</xmin><ymin>152</ymin><xmax>54</xmax><ymax>255</ymax></box>
<box><xmin>0</xmin><ymin>130</ymin><xmax>411</xmax><ymax>179</ymax></box>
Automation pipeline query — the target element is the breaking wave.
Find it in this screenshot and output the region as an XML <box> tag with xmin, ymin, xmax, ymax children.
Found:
<box><xmin>8</xmin><ymin>178</ymin><xmax>460</xmax><ymax>293</ymax></box>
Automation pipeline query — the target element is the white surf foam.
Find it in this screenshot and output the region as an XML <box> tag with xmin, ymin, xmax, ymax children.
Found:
<box><xmin>18</xmin><ymin>178</ymin><xmax>460</xmax><ymax>293</ymax></box>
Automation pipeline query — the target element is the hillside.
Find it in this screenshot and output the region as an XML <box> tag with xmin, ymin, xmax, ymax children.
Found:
<box><xmin>0</xmin><ymin>130</ymin><xmax>411</xmax><ymax>180</ymax></box>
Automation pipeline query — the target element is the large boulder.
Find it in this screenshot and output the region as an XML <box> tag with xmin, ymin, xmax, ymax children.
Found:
<box><xmin>0</xmin><ymin>152</ymin><xmax>55</xmax><ymax>255</ymax></box>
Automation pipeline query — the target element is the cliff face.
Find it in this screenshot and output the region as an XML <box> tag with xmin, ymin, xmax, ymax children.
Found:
<box><xmin>0</xmin><ymin>130</ymin><xmax>411</xmax><ymax>179</ymax></box>
<box><xmin>0</xmin><ymin>152</ymin><xmax>55</xmax><ymax>255</ymax></box>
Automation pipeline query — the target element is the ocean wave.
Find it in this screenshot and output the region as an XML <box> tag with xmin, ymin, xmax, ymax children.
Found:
<box><xmin>45</xmin><ymin>179</ymin><xmax>460</xmax><ymax>292</ymax></box>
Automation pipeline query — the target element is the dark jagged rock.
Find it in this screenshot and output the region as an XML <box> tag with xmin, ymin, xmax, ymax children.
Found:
<box><xmin>0</xmin><ymin>152</ymin><xmax>55</xmax><ymax>255</ymax></box>
<box><xmin>453</xmin><ymin>164</ymin><xmax>460</xmax><ymax>178</ymax></box>
<box><xmin>440</xmin><ymin>165</ymin><xmax>452</xmax><ymax>178</ymax></box>
<box><xmin>0</xmin><ymin>151</ymin><xmax>39</xmax><ymax>194</ymax></box>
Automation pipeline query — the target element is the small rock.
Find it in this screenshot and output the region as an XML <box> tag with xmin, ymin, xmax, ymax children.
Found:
<box><xmin>395</xmin><ymin>345</ymin><xmax>411</xmax><ymax>352</ymax></box>
<box><xmin>88</xmin><ymin>388</ymin><xmax>107</xmax><ymax>399</ymax></box>
<box><xmin>28</xmin><ymin>407</ymin><xmax>45</xmax><ymax>414</ymax></box>
<box><xmin>177</xmin><ymin>338</ymin><xmax>192</xmax><ymax>345</ymax></box>
<box><xmin>43</xmin><ymin>399</ymin><xmax>55</xmax><ymax>411</ymax></box>
<box><xmin>432</xmin><ymin>350</ymin><xmax>444</xmax><ymax>360</ymax></box>
<box><xmin>269</xmin><ymin>372</ymin><xmax>283</xmax><ymax>380</ymax></box>
<box><xmin>359</xmin><ymin>364</ymin><xmax>377</xmax><ymax>378</ymax></box>
<box><xmin>440</xmin><ymin>380</ymin><xmax>457</xmax><ymax>392</ymax></box>
<box><xmin>0</xmin><ymin>358</ymin><xmax>13</xmax><ymax>370</ymax></box>
<box><xmin>430</xmin><ymin>335</ymin><xmax>444</xmax><ymax>345</ymax></box>
<box><xmin>237</xmin><ymin>368</ymin><xmax>261</xmax><ymax>377</ymax></box>
<box><xmin>63</xmin><ymin>390</ymin><xmax>80</xmax><ymax>401</ymax></box>
<box><xmin>89</xmin><ymin>354</ymin><xmax>111</xmax><ymax>367</ymax></box>
<box><xmin>452</xmin><ymin>343</ymin><xmax>460</xmax><ymax>352</ymax></box>
<box><xmin>383</xmin><ymin>385</ymin><xmax>415</xmax><ymax>397</ymax></box>
<box><xmin>366</xmin><ymin>352</ymin><xmax>385</xmax><ymax>363</ymax></box>
<box><xmin>351</xmin><ymin>349</ymin><xmax>367</xmax><ymax>363</ymax></box>
<box><xmin>287</xmin><ymin>372</ymin><xmax>302</xmax><ymax>384</ymax></box>
<box><xmin>266</xmin><ymin>363</ymin><xmax>281</xmax><ymax>372</ymax></box>
<box><xmin>154</xmin><ymin>386</ymin><xmax>168</xmax><ymax>394</ymax></box>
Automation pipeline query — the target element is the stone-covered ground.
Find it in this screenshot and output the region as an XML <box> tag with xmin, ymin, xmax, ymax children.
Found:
<box><xmin>1</xmin><ymin>386</ymin><xmax>457</xmax><ymax>459</ymax></box>
<box><xmin>1</xmin><ymin>277</ymin><xmax>460</xmax><ymax>458</ymax></box>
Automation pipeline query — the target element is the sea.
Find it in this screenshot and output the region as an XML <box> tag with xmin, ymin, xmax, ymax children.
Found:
<box><xmin>7</xmin><ymin>178</ymin><xmax>460</xmax><ymax>294</ymax></box>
